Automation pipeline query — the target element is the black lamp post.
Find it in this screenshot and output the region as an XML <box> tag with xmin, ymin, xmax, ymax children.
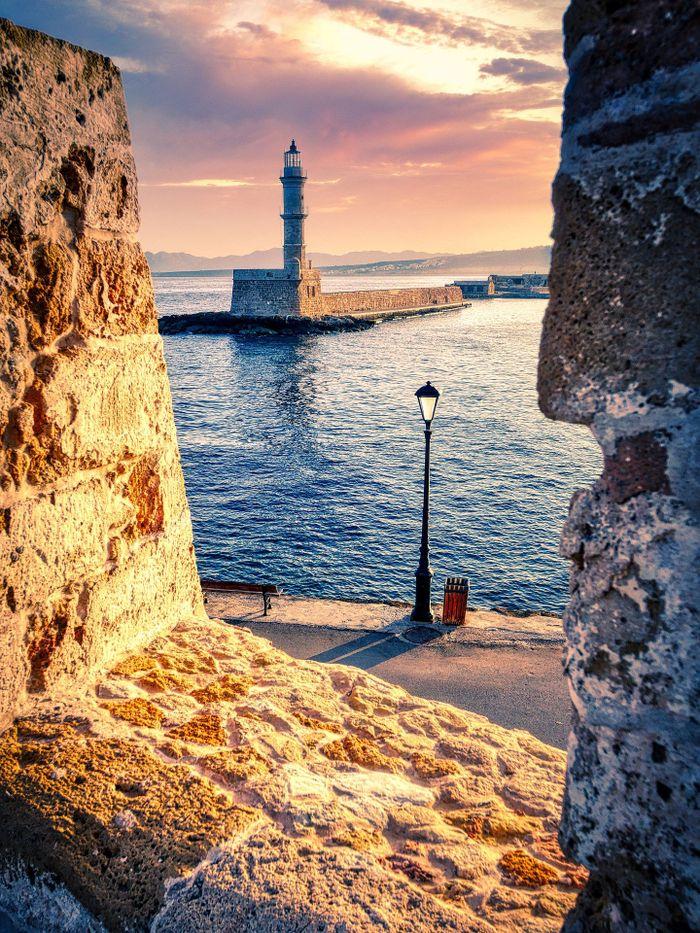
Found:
<box><xmin>411</xmin><ymin>381</ymin><xmax>440</xmax><ymax>623</ymax></box>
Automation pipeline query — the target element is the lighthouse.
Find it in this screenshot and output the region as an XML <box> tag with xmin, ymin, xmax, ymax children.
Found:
<box><xmin>280</xmin><ymin>139</ymin><xmax>308</xmax><ymax>278</ymax></box>
<box><xmin>229</xmin><ymin>139</ymin><xmax>463</xmax><ymax>320</ymax></box>
<box><xmin>230</xmin><ymin>139</ymin><xmax>322</xmax><ymax>317</ymax></box>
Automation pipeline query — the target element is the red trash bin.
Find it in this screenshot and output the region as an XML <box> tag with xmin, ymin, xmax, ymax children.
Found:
<box><xmin>442</xmin><ymin>577</ymin><xmax>469</xmax><ymax>625</ymax></box>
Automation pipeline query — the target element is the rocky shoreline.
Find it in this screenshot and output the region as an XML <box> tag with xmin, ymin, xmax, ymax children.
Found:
<box><xmin>158</xmin><ymin>302</ymin><xmax>468</xmax><ymax>336</ymax></box>
<box><xmin>159</xmin><ymin>312</ymin><xmax>373</xmax><ymax>336</ymax></box>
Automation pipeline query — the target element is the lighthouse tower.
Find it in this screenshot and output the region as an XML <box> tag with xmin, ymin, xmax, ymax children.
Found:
<box><xmin>230</xmin><ymin>139</ymin><xmax>323</xmax><ymax>317</ymax></box>
<box><xmin>281</xmin><ymin>140</ymin><xmax>309</xmax><ymax>278</ymax></box>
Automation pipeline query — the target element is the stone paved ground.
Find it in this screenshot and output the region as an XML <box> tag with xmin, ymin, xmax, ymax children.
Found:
<box><xmin>202</xmin><ymin>590</ymin><xmax>564</xmax><ymax>643</ymax></box>
<box><xmin>0</xmin><ymin>615</ymin><xmax>585</xmax><ymax>931</ymax></box>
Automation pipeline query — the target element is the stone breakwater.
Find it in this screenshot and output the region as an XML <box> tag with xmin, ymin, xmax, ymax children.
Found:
<box><xmin>322</xmin><ymin>285</ymin><xmax>464</xmax><ymax>316</ymax></box>
<box><xmin>230</xmin><ymin>276</ymin><xmax>464</xmax><ymax>320</ymax></box>
<box><xmin>0</xmin><ymin>616</ymin><xmax>586</xmax><ymax>932</ymax></box>
<box><xmin>158</xmin><ymin>299</ymin><xmax>468</xmax><ymax>335</ymax></box>
<box><xmin>0</xmin><ymin>19</ymin><xmax>202</xmax><ymax>729</ymax></box>
<box><xmin>538</xmin><ymin>0</ymin><xmax>700</xmax><ymax>928</ymax></box>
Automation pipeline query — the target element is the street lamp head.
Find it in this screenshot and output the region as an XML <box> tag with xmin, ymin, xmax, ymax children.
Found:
<box><xmin>415</xmin><ymin>381</ymin><xmax>440</xmax><ymax>424</ymax></box>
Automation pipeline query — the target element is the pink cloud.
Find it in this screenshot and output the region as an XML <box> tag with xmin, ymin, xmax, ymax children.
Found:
<box><xmin>6</xmin><ymin>0</ymin><xmax>564</xmax><ymax>253</ymax></box>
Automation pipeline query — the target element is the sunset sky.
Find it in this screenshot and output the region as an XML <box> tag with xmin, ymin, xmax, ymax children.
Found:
<box><xmin>7</xmin><ymin>0</ymin><xmax>567</xmax><ymax>256</ymax></box>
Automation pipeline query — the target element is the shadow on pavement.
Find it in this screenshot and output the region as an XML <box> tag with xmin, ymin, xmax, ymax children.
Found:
<box><xmin>309</xmin><ymin>627</ymin><xmax>441</xmax><ymax>670</ymax></box>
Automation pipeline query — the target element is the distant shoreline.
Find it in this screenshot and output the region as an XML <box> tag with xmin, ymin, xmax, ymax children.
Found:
<box><xmin>151</xmin><ymin>268</ymin><xmax>548</xmax><ymax>278</ymax></box>
<box><xmin>152</xmin><ymin>269</ymin><xmax>232</xmax><ymax>277</ymax></box>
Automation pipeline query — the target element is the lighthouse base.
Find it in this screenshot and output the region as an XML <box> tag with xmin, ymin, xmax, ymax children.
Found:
<box><xmin>231</xmin><ymin>268</ymin><xmax>324</xmax><ymax>318</ymax></box>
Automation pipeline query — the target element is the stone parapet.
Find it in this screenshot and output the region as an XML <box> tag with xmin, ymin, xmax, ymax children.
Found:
<box><xmin>232</xmin><ymin>269</ymin><xmax>290</xmax><ymax>280</ymax></box>
<box><xmin>323</xmin><ymin>285</ymin><xmax>464</xmax><ymax>315</ymax></box>
<box><xmin>538</xmin><ymin>1</ymin><xmax>700</xmax><ymax>928</ymax></box>
<box><xmin>229</xmin><ymin>280</ymin><xmax>464</xmax><ymax>320</ymax></box>
<box><xmin>0</xmin><ymin>19</ymin><xmax>203</xmax><ymax>728</ymax></box>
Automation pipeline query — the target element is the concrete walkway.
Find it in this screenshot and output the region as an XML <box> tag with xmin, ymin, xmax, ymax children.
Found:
<box><xmin>203</xmin><ymin>589</ymin><xmax>569</xmax><ymax>748</ymax></box>
<box><xmin>202</xmin><ymin>589</ymin><xmax>564</xmax><ymax>641</ymax></box>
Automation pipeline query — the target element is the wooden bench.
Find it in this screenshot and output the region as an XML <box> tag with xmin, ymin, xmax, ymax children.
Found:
<box><xmin>200</xmin><ymin>579</ymin><xmax>282</xmax><ymax>616</ymax></box>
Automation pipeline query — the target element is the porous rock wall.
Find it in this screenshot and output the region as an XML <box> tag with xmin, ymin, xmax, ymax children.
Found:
<box><xmin>323</xmin><ymin>285</ymin><xmax>463</xmax><ymax>315</ymax></box>
<box><xmin>0</xmin><ymin>19</ymin><xmax>203</xmax><ymax>729</ymax></box>
<box><xmin>0</xmin><ymin>615</ymin><xmax>586</xmax><ymax>932</ymax></box>
<box><xmin>538</xmin><ymin>1</ymin><xmax>699</xmax><ymax>929</ymax></box>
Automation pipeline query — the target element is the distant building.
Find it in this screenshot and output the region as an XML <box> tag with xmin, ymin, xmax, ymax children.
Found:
<box><xmin>452</xmin><ymin>279</ymin><xmax>494</xmax><ymax>298</ymax></box>
<box><xmin>488</xmin><ymin>273</ymin><xmax>549</xmax><ymax>298</ymax></box>
<box><xmin>231</xmin><ymin>140</ymin><xmax>324</xmax><ymax>317</ymax></box>
<box><xmin>452</xmin><ymin>273</ymin><xmax>548</xmax><ymax>299</ymax></box>
<box><xmin>231</xmin><ymin>143</ymin><xmax>548</xmax><ymax>318</ymax></box>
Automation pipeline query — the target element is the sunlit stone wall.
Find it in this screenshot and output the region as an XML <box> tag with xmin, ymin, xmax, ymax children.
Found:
<box><xmin>538</xmin><ymin>0</ymin><xmax>699</xmax><ymax>928</ymax></box>
<box><xmin>322</xmin><ymin>285</ymin><xmax>464</xmax><ymax>316</ymax></box>
<box><xmin>0</xmin><ymin>19</ymin><xmax>203</xmax><ymax>729</ymax></box>
<box><xmin>231</xmin><ymin>267</ymin><xmax>325</xmax><ymax>317</ymax></box>
<box><xmin>231</xmin><ymin>276</ymin><xmax>464</xmax><ymax>319</ymax></box>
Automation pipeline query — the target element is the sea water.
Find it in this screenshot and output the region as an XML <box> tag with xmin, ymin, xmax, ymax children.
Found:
<box><xmin>157</xmin><ymin>273</ymin><xmax>600</xmax><ymax>613</ymax></box>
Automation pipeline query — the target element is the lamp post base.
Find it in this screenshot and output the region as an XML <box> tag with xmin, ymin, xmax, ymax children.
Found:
<box><xmin>410</xmin><ymin>606</ymin><xmax>434</xmax><ymax>624</ymax></box>
<box><xmin>411</xmin><ymin>569</ymin><xmax>434</xmax><ymax>624</ymax></box>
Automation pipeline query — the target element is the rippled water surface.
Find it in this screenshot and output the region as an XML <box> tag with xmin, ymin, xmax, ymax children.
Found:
<box><xmin>157</xmin><ymin>274</ymin><xmax>601</xmax><ymax>612</ymax></box>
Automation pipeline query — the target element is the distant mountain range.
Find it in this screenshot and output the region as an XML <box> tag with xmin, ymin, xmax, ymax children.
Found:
<box><xmin>145</xmin><ymin>245</ymin><xmax>551</xmax><ymax>276</ymax></box>
<box><xmin>145</xmin><ymin>248</ymin><xmax>440</xmax><ymax>274</ymax></box>
<box><xmin>321</xmin><ymin>246</ymin><xmax>552</xmax><ymax>276</ymax></box>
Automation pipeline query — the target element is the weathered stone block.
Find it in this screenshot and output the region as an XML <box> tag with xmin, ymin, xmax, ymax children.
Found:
<box><xmin>231</xmin><ymin>268</ymin><xmax>325</xmax><ymax>317</ymax></box>
<box><xmin>0</xmin><ymin>725</ymin><xmax>256</xmax><ymax>931</ymax></box>
<box><xmin>1</xmin><ymin>477</ymin><xmax>126</xmax><ymax>614</ymax></box>
<box><xmin>1</xmin><ymin>436</ymin><xmax>191</xmax><ymax>621</ymax></box>
<box><xmin>0</xmin><ymin>19</ymin><xmax>138</xmax><ymax>237</ymax></box>
<box><xmin>0</xmin><ymin>20</ymin><xmax>202</xmax><ymax>727</ymax></box>
<box><xmin>76</xmin><ymin>238</ymin><xmax>158</xmax><ymax>337</ymax></box>
<box><xmin>539</xmin><ymin>169</ymin><xmax>699</xmax><ymax>422</ymax></box>
<box><xmin>561</xmin><ymin>1</ymin><xmax>699</xmax><ymax>128</ymax></box>
<box><xmin>1</xmin><ymin>338</ymin><xmax>176</xmax><ymax>490</ymax></box>
<box><xmin>18</xmin><ymin>240</ymin><xmax>76</xmax><ymax>349</ymax></box>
